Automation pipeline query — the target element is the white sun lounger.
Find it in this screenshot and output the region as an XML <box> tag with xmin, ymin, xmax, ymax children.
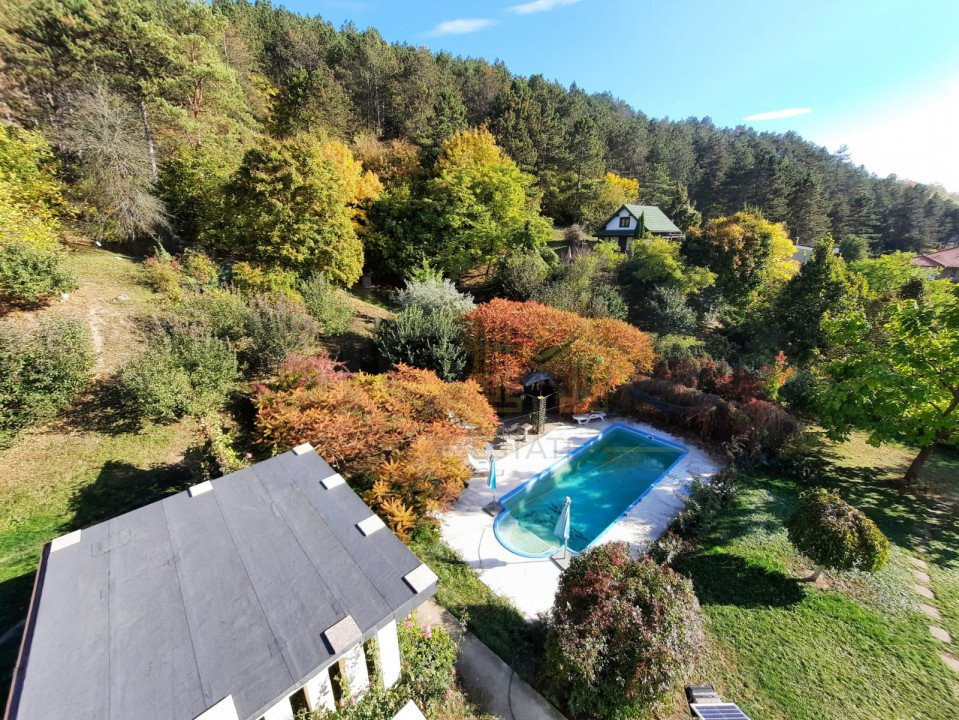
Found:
<box><xmin>573</xmin><ymin>412</ymin><xmax>608</xmax><ymax>425</ymax></box>
<box><xmin>468</xmin><ymin>453</ymin><xmax>489</xmax><ymax>472</ymax></box>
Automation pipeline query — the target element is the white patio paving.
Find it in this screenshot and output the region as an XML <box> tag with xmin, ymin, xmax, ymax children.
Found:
<box><xmin>439</xmin><ymin>419</ymin><xmax>721</xmax><ymax>619</ymax></box>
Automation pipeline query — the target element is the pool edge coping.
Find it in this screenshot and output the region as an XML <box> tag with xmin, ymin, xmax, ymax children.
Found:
<box><xmin>491</xmin><ymin>422</ymin><xmax>689</xmax><ymax>559</ymax></box>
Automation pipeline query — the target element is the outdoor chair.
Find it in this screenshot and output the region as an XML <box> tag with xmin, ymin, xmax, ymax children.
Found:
<box><xmin>467</xmin><ymin>453</ymin><xmax>490</xmax><ymax>473</ymax></box>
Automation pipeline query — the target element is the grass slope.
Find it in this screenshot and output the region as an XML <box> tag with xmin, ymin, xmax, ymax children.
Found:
<box><xmin>0</xmin><ymin>244</ymin><xmax>205</xmax><ymax>695</ymax></box>
<box><xmin>683</xmin><ymin>435</ymin><xmax>959</xmax><ymax>719</ymax></box>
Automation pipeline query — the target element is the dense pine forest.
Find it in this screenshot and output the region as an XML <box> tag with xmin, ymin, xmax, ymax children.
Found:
<box><xmin>1</xmin><ymin>0</ymin><xmax>957</xmax><ymax>261</ymax></box>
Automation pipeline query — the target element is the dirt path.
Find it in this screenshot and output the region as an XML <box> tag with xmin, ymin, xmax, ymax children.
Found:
<box><xmin>87</xmin><ymin>304</ymin><xmax>105</xmax><ymax>373</ymax></box>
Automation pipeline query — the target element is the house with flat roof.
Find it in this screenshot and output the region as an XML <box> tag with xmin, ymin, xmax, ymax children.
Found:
<box><xmin>3</xmin><ymin>444</ymin><xmax>437</xmax><ymax>720</ymax></box>
<box><xmin>913</xmin><ymin>246</ymin><xmax>959</xmax><ymax>280</ymax></box>
<box><xmin>595</xmin><ymin>204</ymin><xmax>684</xmax><ymax>253</ymax></box>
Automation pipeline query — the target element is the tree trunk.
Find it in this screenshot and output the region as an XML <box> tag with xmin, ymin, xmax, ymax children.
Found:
<box><xmin>138</xmin><ymin>94</ymin><xmax>159</xmax><ymax>184</ymax></box>
<box><xmin>904</xmin><ymin>444</ymin><xmax>935</xmax><ymax>485</ymax></box>
<box><xmin>801</xmin><ymin>567</ymin><xmax>822</xmax><ymax>583</ymax></box>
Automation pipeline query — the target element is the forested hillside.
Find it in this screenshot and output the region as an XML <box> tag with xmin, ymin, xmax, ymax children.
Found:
<box><xmin>1</xmin><ymin>0</ymin><xmax>956</xmax><ymax>260</ymax></box>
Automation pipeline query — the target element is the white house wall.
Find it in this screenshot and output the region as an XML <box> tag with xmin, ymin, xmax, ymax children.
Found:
<box><xmin>605</xmin><ymin>209</ymin><xmax>636</xmax><ymax>231</ymax></box>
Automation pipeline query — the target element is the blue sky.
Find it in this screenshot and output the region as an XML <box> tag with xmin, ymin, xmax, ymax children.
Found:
<box><xmin>279</xmin><ymin>0</ymin><xmax>959</xmax><ymax>191</ymax></box>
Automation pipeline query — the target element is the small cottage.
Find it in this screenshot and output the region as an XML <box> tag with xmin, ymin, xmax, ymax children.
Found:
<box><xmin>595</xmin><ymin>204</ymin><xmax>684</xmax><ymax>253</ymax></box>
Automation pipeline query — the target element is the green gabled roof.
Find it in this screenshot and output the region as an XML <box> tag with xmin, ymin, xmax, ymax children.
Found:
<box><xmin>622</xmin><ymin>204</ymin><xmax>682</xmax><ymax>235</ymax></box>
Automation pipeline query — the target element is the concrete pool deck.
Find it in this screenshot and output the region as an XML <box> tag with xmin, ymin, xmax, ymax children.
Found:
<box><xmin>439</xmin><ymin>419</ymin><xmax>722</xmax><ymax>619</ymax></box>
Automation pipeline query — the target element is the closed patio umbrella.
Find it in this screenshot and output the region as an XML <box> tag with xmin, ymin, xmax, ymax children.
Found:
<box><xmin>487</xmin><ymin>456</ymin><xmax>497</xmax><ymax>503</ymax></box>
<box><xmin>554</xmin><ymin>496</ymin><xmax>571</xmax><ymax>558</ymax></box>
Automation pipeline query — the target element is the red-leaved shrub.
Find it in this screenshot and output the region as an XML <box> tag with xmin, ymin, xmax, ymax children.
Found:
<box><xmin>544</xmin><ymin>542</ymin><xmax>702</xmax><ymax>719</ymax></box>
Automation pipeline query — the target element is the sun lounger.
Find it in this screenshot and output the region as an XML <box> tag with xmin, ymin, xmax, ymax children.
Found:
<box><xmin>467</xmin><ymin>453</ymin><xmax>489</xmax><ymax>472</ymax></box>
<box><xmin>588</xmin><ymin>411</ymin><xmax>607</xmax><ymax>421</ymax></box>
<box><xmin>572</xmin><ymin>414</ymin><xmax>593</xmax><ymax>425</ymax></box>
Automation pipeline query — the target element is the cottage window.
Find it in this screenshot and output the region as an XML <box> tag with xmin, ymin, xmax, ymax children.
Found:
<box><xmin>618</xmin><ymin>216</ymin><xmax>630</xmax><ymax>228</ymax></box>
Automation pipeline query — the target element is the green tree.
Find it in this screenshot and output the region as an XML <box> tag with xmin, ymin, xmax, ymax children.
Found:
<box><xmin>837</xmin><ymin>234</ymin><xmax>869</xmax><ymax>262</ymax></box>
<box><xmin>209</xmin><ymin>135</ymin><xmax>364</xmax><ymax>285</ymax></box>
<box><xmin>772</xmin><ymin>239</ymin><xmax>863</xmax><ymax>358</ymax></box>
<box><xmin>682</xmin><ymin>211</ymin><xmax>796</xmax><ymax>309</ymax></box>
<box><xmin>815</xmin><ymin>284</ymin><xmax>959</xmax><ymax>482</ymax></box>
<box><xmin>371</xmin><ymin>128</ymin><xmax>551</xmax><ymax>279</ymax></box>
<box><xmin>849</xmin><ymin>252</ymin><xmax>933</xmax><ymax>298</ymax></box>
<box><xmin>786</xmin><ymin>488</ymin><xmax>889</xmax><ymax>581</ymax></box>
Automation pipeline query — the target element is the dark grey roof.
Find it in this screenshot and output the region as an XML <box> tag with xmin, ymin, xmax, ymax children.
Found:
<box><xmin>5</xmin><ymin>448</ymin><xmax>436</xmax><ymax>720</ymax></box>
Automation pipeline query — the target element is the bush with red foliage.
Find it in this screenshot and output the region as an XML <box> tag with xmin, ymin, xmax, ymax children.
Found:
<box><xmin>652</xmin><ymin>349</ymin><xmax>794</xmax><ymax>406</ymax></box>
<box><xmin>618</xmin><ymin>378</ymin><xmax>797</xmax><ymax>458</ymax></box>
<box><xmin>464</xmin><ymin>299</ymin><xmax>654</xmax><ymax>413</ymax></box>
<box><xmin>254</xmin><ymin>353</ymin><xmax>498</xmax><ymax>536</ymax></box>
<box><xmin>544</xmin><ymin>542</ymin><xmax>701</xmax><ymax>719</ymax></box>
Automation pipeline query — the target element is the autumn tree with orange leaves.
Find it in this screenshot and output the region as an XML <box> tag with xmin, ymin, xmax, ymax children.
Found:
<box><xmin>254</xmin><ymin>353</ymin><xmax>497</xmax><ymax>537</ymax></box>
<box><xmin>464</xmin><ymin>299</ymin><xmax>655</xmax><ymax>413</ymax></box>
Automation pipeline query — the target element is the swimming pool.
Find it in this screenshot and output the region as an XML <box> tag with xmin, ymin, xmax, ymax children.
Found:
<box><xmin>493</xmin><ymin>424</ymin><xmax>687</xmax><ymax>557</ymax></box>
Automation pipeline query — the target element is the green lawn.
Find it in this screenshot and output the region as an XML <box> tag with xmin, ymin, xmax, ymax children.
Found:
<box><xmin>681</xmin><ymin>434</ymin><xmax>959</xmax><ymax>720</ymax></box>
<box><xmin>409</xmin><ymin>530</ymin><xmax>543</xmax><ymax>679</ymax></box>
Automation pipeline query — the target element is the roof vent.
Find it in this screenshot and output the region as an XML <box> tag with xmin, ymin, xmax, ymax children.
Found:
<box><xmin>321</xmin><ymin>473</ymin><xmax>346</xmax><ymax>489</ymax></box>
<box><xmin>322</xmin><ymin>614</ymin><xmax>362</xmax><ymax>654</ymax></box>
<box><xmin>403</xmin><ymin>564</ymin><xmax>439</xmax><ymax>594</ymax></box>
<box><xmin>50</xmin><ymin>530</ymin><xmax>82</xmax><ymax>552</ymax></box>
<box><xmin>356</xmin><ymin>515</ymin><xmax>385</xmax><ymax>536</ymax></box>
<box><xmin>188</xmin><ymin>481</ymin><xmax>213</xmax><ymax>498</ymax></box>
<box><xmin>292</xmin><ymin>442</ymin><xmax>314</xmax><ymax>456</ymax></box>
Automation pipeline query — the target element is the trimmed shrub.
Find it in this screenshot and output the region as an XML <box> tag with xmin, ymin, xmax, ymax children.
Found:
<box><xmin>0</xmin><ymin>242</ymin><xmax>76</xmax><ymax>304</ymax></box>
<box><xmin>117</xmin><ymin>330</ymin><xmax>238</xmax><ymax>422</ymax></box>
<box><xmin>243</xmin><ymin>294</ymin><xmax>322</xmax><ymax>374</ymax></box>
<box><xmin>544</xmin><ymin>542</ymin><xmax>701</xmax><ymax>719</ymax></box>
<box><xmin>635</xmin><ymin>285</ymin><xmax>698</xmax><ymax>335</ymax></box>
<box><xmin>229</xmin><ymin>261</ymin><xmax>299</xmax><ymax>299</ymax></box>
<box><xmin>617</xmin><ymin>379</ymin><xmax>798</xmax><ymax>458</ymax></box>
<box><xmin>394</xmin><ymin>277</ymin><xmax>475</xmax><ymax>315</ymax></box>
<box><xmin>374</xmin><ymin>305</ymin><xmax>467</xmax><ymax>380</ymax></box>
<box><xmin>300</xmin><ymin>272</ymin><xmax>354</xmax><ymax>335</ymax></box>
<box><xmin>786</xmin><ymin>488</ymin><xmax>890</xmax><ymax>576</ymax></box>
<box><xmin>175</xmin><ymin>288</ymin><xmax>251</xmax><ymax>344</ymax></box>
<box><xmin>495</xmin><ymin>250</ymin><xmax>550</xmax><ymax>300</ymax></box>
<box><xmin>0</xmin><ymin>316</ymin><xmax>94</xmax><ymax>444</ymax></box>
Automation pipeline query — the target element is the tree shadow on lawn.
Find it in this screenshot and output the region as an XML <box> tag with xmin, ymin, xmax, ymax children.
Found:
<box><xmin>809</xmin><ymin>446</ymin><xmax>957</xmax><ymax>566</ymax></box>
<box><xmin>682</xmin><ymin>551</ymin><xmax>806</xmax><ymax>609</ymax></box>
<box><xmin>323</xmin><ymin>331</ymin><xmax>383</xmax><ymax>374</ymax></box>
<box><xmin>67</xmin><ymin>454</ymin><xmax>202</xmax><ymax>531</ymax></box>
<box><xmin>60</xmin><ymin>379</ymin><xmax>142</xmax><ymax>435</ymax></box>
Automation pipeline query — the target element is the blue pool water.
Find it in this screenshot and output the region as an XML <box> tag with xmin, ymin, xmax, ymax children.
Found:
<box><xmin>493</xmin><ymin>424</ymin><xmax>686</xmax><ymax>557</ymax></box>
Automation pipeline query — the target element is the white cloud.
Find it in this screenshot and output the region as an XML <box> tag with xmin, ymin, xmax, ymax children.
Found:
<box><xmin>743</xmin><ymin>107</ymin><xmax>812</xmax><ymax>121</ymax></box>
<box><xmin>508</xmin><ymin>0</ymin><xmax>581</xmax><ymax>14</ymax></box>
<box><xmin>428</xmin><ymin>18</ymin><xmax>497</xmax><ymax>36</ymax></box>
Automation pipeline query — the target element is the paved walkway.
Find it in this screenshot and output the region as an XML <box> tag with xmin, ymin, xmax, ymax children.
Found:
<box><xmin>415</xmin><ymin>601</ymin><xmax>566</xmax><ymax>720</ymax></box>
<box><xmin>908</xmin><ymin>502</ymin><xmax>957</xmax><ymax>672</ymax></box>
<box><xmin>440</xmin><ymin>419</ymin><xmax>721</xmax><ymax>618</ymax></box>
